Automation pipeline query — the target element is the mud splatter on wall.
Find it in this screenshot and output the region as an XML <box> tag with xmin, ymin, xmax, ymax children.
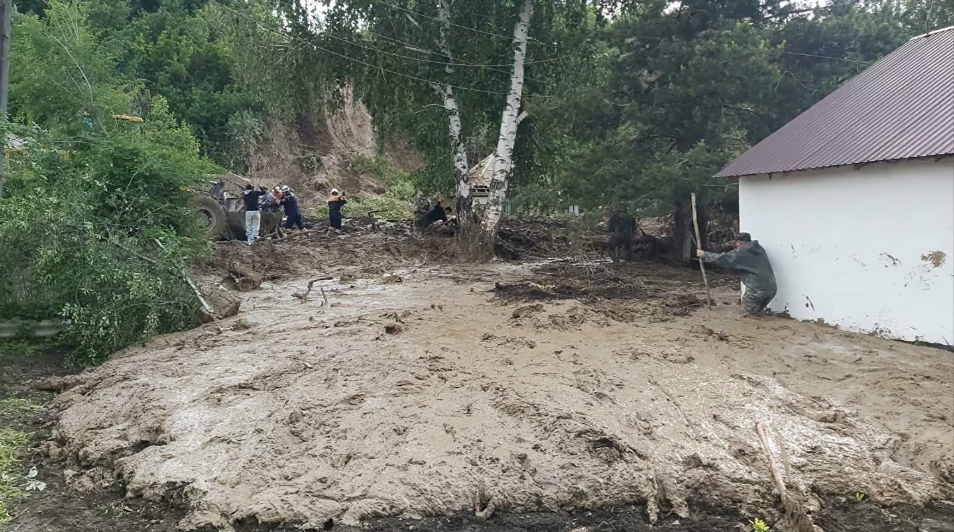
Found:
<box><xmin>921</xmin><ymin>251</ymin><xmax>947</xmax><ymax>269</ymax></box>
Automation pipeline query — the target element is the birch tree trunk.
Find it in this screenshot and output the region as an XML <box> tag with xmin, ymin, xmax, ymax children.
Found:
<box><xmin>468</xmin><ymin>0</ymin><xmax>532</xmax><ymax>261</ymax></box>
<box><xmin>436</xmin><ymin>0</ymin><xmax>474</xmax><ymax>250</ymax></box>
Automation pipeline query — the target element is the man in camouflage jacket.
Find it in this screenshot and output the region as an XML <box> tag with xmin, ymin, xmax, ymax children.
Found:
<box><xmin>697</xmin><ymin>232</ymin><xmax>777</xmax><ymax>316</ymax></box>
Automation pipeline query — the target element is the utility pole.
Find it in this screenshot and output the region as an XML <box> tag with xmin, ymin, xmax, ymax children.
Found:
<box><xmin>0</xmin><ymin>0</ymin><xmax>10</xmax><ymax>202</ymax></box>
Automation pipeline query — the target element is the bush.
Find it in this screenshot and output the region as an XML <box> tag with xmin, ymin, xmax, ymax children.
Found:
<box><xmin>0</xmin><ymin>124</ymin><xmax>210</xmax><ymax>366</ymax></box>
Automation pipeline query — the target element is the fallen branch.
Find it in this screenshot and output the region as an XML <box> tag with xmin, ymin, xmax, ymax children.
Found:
<box><xmin>755</xmin><ymin>422</ymin><xmax>817</xmax><ymax>532</ymax></box>
<box><xmin>140</xmin><ymin>239</ymin><xmax>221</xmax><ymax>333</ymax></box>
<box><xmin>300</xmin><ymin>277</ymin><xmax>333</xmax><ymax>304</ymax></box>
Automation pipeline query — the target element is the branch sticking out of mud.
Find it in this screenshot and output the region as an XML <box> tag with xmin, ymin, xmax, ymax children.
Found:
<box><xmin>755</xmin><ymin>422</ymin><xmax>818</xmax><ymax>532</ymax></box>
<box><xmin>299</xmin><ymin>277</ymin><xmax>334</xmax><ymax>304</ymax></box>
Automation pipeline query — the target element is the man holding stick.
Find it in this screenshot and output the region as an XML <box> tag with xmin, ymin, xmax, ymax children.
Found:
<box><xmin>697</xmin><ymin>232</ymin><xmax>777</xmax><ymax>316</ymax></box>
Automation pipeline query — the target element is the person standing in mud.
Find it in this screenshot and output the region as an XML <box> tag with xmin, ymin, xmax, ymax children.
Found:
<box><xmin>327</xmin><ymin>189</ymin><xmax>347</xmax><ymax>231</ymax></box>
<box><xmin>242</xmin><ymin>184</ymin><xmax>269</xmax><ymax>245</ymax></box>
<box><xmin>697</xmin><ymin>232</ymin><xmax>777</xmax><ymax>316</ymax></box>
<box><xmin>277</xmin><ymin>186</ymin><xmax>305</xmax><ymax>233</ymax></box>
<box><xmin>607</xmin><ymin>211</ymin><xmax>636</xmax><ymax>263</ymax></box>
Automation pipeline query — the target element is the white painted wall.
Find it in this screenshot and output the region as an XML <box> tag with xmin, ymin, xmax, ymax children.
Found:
<box><xmin>739</xmin><ymin>157</ymin><xmax>954</xmax><ymax>344</ymax></box>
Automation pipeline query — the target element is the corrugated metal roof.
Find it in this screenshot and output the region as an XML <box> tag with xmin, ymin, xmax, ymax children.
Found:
<box><xmin>716</xmin><ymin>26</ymin><xmax>954</xmax><ymax>178</ymax></box>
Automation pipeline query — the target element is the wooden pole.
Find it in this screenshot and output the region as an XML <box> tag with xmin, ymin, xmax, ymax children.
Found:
<box><xmin>756</xmin><ymin>422</ymin><xmax>788</xmax><ymax>498</ymax></box>
<box><xmin>690</xmin><ymin>193</ymin><xmax>712</xmax><ymax>309</ymax></box>
<box><xmin>755</xmin><ymin>421</ymin><xmax>817</xmax><ymax>532</ymax></box>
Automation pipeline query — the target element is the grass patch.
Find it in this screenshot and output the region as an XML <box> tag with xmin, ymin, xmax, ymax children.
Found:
<box><xmin>0</xmin><ymin>398</ymin><xmax>43</xmax><ymax>422</ymax></box>
<box><xmin>0</xmin><ymin>340</ymin><xmax>44</xmax><ymax>358</ymax></box>
<box><xmin>0</xmin><ymin>428</ymin><xmax>32</xmax><ymax>523</ymax></box>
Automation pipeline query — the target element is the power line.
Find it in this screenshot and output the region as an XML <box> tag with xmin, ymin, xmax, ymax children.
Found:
<box><xmin>267</xmin><ymin>0</ymin><xmax>561</xmax><ymax>67</ymax></box>
<box><xmin>369</xmin><ymin>0</ymin><xmax>559</xmax><ymax>48</ymax></box>
<box><xmin>215</xmin><ymin>1</ymin><xmax>550</xmax><ymax>97</ymax></box>
<box><xmin>322</xmin><ymin>31</ymin><xmax>547</xmax><ymax>85</ymax></box>
<box><xmin>782</xmin><ymin>51</ymin><xmax>871</xmax><ymax>64</ymax></box>
<box><xmin>359</xmin><ymin>26</ymin><xmax>564</xmax><ymax>67</ymax></box>
<box><xmin>318</xmin><ymin>28</ymin><xmax>551</xmax><ymax>85</ymax></box>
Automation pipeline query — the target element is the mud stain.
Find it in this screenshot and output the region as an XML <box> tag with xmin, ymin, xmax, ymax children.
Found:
<box><xmin>921</xmin><ymin>250</ymin><xmax>947</xmax><ymax>269</ymax></box>
<box><xmin>880</xmin><ymin>253</ymin><xmax>902</xmax><ymax>267</ymax></box>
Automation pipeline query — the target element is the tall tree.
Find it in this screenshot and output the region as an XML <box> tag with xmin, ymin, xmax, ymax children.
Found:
<box><xmin>232</xmin><ymin>0</ymin><xmax>605</xmax><ymax>261</ymax></box>
<box><xmin>543</xmin><ymin>0</ymin><xmax>947</xmax><ymax>260</ymax></box>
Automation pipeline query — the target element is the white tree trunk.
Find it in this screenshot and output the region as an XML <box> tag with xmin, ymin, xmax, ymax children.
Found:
<box><xmin>436</xmin><ymin>0</ymin><xmax>475</xmax><ymax>250</ymax></box>
<box><xmin>437</xmin><ymin>0</ymin><xmax>470</xmax><ymax>197</ymax></box>
<box><xmin>473</xmin><ymin>0</ymin><xmax>532</xmax><ymax>260</ymax></box>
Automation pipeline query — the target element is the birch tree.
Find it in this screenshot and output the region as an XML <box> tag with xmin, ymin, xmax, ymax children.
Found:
<box><xmin>466</xmin><ymin>0</ymin><xmax>532</xmax><ymax>260</ymax></box>
<box><xmin>297</xmin><ymin>0</ymin><xmax>601</xmax><ymax>261</ymax></box>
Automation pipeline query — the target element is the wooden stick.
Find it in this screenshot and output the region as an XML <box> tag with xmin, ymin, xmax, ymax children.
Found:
<box><xmin>756</xmin><ymin>421</ymin><xmax>788</xmax><ymax>497</ymax></box>
<box><xmin>690</xmin><ymin>193</ymin><xmax>712</xmax><ymax>309</ymax></box>
<box><xmin>300</xmin><ymin>278</ymin><xmax>334</xmax><ymax>305</ymax></box>
<box><xmin>756</xmin><ymin>422</ymin><xmax>817</xmax><ymax>532</ymax></box>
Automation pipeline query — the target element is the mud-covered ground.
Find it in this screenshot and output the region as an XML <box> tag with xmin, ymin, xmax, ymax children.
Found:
<box><xmin>3</xmin><ymin>225</ymin><xmax>954</xmax><ymax>532</ymax></box>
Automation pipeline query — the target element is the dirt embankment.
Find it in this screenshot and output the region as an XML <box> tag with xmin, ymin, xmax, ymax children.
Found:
<box><xmin>238</xmin><ymin>84</ymin><xmax>423</xmax><ymax>206</ymax></box>
<box><xmin>31</xmin><ymin>239</ymin><xmax>954</xmax><ymax>532</ymax></box>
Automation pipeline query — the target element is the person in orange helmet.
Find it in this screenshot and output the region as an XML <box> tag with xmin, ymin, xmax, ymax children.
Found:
<box><xmin>327</xmin><ymin>188</ymin><xmax>347</xmax><ymax>230</ymax></box>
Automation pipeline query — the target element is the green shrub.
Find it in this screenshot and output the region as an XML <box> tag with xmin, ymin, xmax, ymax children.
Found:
<box><xmin>0</xmin><ymin>124</ymin><xmax>210</xmax><ymax>366</ymax></box>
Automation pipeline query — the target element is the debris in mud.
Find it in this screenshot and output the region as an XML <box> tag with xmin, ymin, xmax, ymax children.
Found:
<box><xmin>689</xmin><ymin>324</ymin><xmax>729</xmax><ymax>341</ymax></box>
<box><xmin>227</xmin><ymin>266</ymin><xmax>263</xmax><ymax>292</ymax></box>
<box><xmin>480</xmin><ymin>333</ymin><xmax>536</xmax><ymax>349</ymax></box>
<box><xmin>231</xmin><ymin>318</ymin><xmax>254</xmax><ymax>331</ymax></box>
<box><xmin>511</xmin><ymin>303</ymin><xmax>544</xmax><ymax>319</ymax></box>
<box><xmin>496</xmin><ymin>262</ymin><xmax>716</xmax><ymax>324</ymax></box>
<box><xmin>384</xmin><ymin>324</ymin><xmax>404</xmax><ymax>335</ymax></box>
<box><xmin>201</xmin><ymin>286</ymin><xmax>240</xmax><ymax>320</ymax></box>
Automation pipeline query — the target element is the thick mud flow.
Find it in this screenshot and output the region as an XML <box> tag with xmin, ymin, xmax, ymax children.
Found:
<box><xmin>36</xmin><ymin>250</ymin><xmax>954</xmax><ymax>532</ymax></box>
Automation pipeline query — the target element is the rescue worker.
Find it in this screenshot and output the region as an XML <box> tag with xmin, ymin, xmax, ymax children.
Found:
<box><xmin>327</xmin><ymin>189</ymin><xmax>347</xmax><ymax>230</ymax></box>
<box><xmin>607</xmin><ymin>211</ymin><xmax>636</xmax><ymax>263</ymax></box>
<box><xmin>260</xmin><ymin>187</ymin><xmax>278</xmax><ymax>214</ymax></box>
<box><xmin>697</xmin><ymin>232</ymin><xmax>777</xmax><ymax>316</ymax></box>
<box><xmin>415</xmin><ymin>197</ymin><xmax>451</xmax><ymax>231</ymax></box>
<box><xmin>242</xmin><ymin>184</ymin><xmax>269</xmax><ymax>245</ymax></box>
<box><xmin>277</xmin><ymin>186</ymin><xmax>304</xmax><ymax>233</ymax></box>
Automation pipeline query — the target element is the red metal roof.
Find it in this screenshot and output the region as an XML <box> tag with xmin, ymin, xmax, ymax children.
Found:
<box><xmin>716</xmin><ymin>26</ymin><xmax>954</xmax><ymax>178</ymax></box>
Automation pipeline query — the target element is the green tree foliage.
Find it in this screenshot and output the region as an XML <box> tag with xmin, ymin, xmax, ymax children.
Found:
<box><xmin>1</xmin><ymin>0</ymin><xmax>214</xmax><ymax>365</ymax></box>
<box><xmin>9</xmin><ymin>0</ymin><xmax>135</xmax><ymax>132</ymax></box>
<box><xmin>0</xmin><ymin>125</ymin><xmax>210</xmax><ymax>365</ymax></box>
<box><xmin>542</xmin><ymin>0</ymin><xmax>948</xmax><ymax>220</ymax></box>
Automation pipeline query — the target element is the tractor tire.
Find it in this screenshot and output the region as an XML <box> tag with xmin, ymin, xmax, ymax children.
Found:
<box><xmin>195</xmin><ymin>195</ymin><xmax>228</xmax><ymax>239</ymax></box>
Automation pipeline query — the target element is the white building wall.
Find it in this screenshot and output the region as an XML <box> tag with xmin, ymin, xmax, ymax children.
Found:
<box><xmin>739</xmin><ymin>158</ymin><xmax>954</xmax><ymax>344</ymax></box>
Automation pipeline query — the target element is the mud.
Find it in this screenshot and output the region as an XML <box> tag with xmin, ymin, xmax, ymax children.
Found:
<box><xmin>1</xmin><ymin>348</ymin><xmax>185</xmax><ymax>532</ymax></box>
<box><xmin>34</xmin><ymin>256</ymin><xmax>954</xmax><ymax>532</ymax></box>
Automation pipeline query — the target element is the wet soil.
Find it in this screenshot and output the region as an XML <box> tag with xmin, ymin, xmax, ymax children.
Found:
<box><xmin>493</xmin><ymin>261</ymin><xmax>731</xmax><ymax>321</ymax></box>
<box><xmin>3</xmin><ymin>221</ymin><xmax>953</xmax><ymax>532</ymax></box>
<box><xmin>0</xmin><ymin>349</ymin><xmax>184</xmax><ymax>532</ymax></box>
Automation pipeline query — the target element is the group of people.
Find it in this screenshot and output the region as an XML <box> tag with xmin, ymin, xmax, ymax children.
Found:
<box><xmin>242</xmin><ymin>184</ymin><xmax>348</xmax><ymax>245</ymax></box>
